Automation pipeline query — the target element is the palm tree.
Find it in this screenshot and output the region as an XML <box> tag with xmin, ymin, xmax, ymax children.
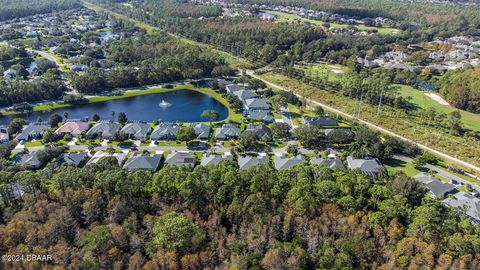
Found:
<box><xmin>111</xmin><ymin>111</ymin><xmax>115</xmax><ymax>121</ymax></box>
<box><xmin>63</xmin><ymin>111</ymin><xmax>69</xmax><ymax>121</ymax></box>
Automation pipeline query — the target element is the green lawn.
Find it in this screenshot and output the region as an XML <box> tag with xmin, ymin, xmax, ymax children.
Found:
<box><xmin>287</xmin><ymin>103</ymin><xmax>316</xmax><ymax>125</ymax></box>
<box><xmin>398</xmin><ymin>85</ymin><xmax>480</xmax><ymax>132</ymax></box>
<box><xmin>264</xmin><ymin>10</ymin><xmax>400</xmax><ymax>35</ymax></box>
<box><xmin>156</xmin><ymin>141</ymin><xmax>186</xmax><ymax>147</ymax></box>
<box><xmin>383</xmin><ymin>158</ymin><xmax>422</xmax><ymax>177</ymax></box>
<box><xmin>301</xmin><ymin>62</ymin><xmax>347</xmax><ymax>82</ymax></box>
<box><xmin>24</xmin><ymin>140</ymin><xmax>43</xmax><ymax>147</ymax></box>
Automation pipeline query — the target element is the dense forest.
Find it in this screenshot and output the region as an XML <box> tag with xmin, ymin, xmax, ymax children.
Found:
<box><xmin>70</xmin><ymin>32</ymin><xmax>234</xmax><ymax>94</ymax></box>
<box><xmin>440</xmin><ymin>67</ymin><xmax>480</xmax><ymax>113</ymax></box>
<box><xmin>0</xmin><ymin>0</ymin><xmax>81</xmax><ymax>21</ymax></box>
<box><xmin>1</xmin><ymin>148</ymin><xmax>480</xmax><ymax>269</ymax></box>
<box><xmin>0</xmin><ymin>73</ymin><xmax>67</xmax><ymax>106</ymax></box>
<box><xmin>225</xmin><ymin>0</ymin><xmax>480</xmax><ymax>36</ymax></box>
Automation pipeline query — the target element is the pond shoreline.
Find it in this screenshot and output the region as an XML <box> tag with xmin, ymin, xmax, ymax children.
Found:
<box><xmin>0</xmin><ymin>85</ymin><xmax>237</xmax><ymax>124</ymax></box>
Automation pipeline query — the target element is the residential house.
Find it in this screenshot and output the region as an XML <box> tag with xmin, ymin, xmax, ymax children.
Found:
<box><xmin>13</xmin><ymin>152</ymin><xmax>42</xmax><ymax>169</ymax></box>
<box><xmin>0</xmin><ymin>126</ymin><xmax>9</xmax><ymax>143</ymax></box>
<box><xmin>238</xmin><ymin>155</ymin><xmax>270</xmax><ymax>170</ymax></box>
<box><xmin>245</xmin><ymin>110</ymin><xmax>275</xmax><ymax>123</ymax></box>
<box><xmin>86</xmin><ymin>151</ymin><xmax>126</xmax><ymax>166</ymax></box>
<box><xmin>201</xmin><ymin>154</ymin><xmax>233</xmax><ymax>166</ymax></box>
<box><xmin>244</xmin><ymin>98</ymin><xmax>271</xmax><ymax>111</ymax></box>
<box><xmin>3</xmin><ymin>69</ymin><xmax>17</xmax><ymax>79</ymax></box>
<box><xmin>226</xmin><ymin>84</ymin><xmax>245</xmax><ymax>94</ymax></box>
<box><xmin>383</xmin><ymin>62</ymin><xmax>414</xmax><ymax>72</ymax></box>
<box><xmin>55</xmin><ymin>121</ymin><xmax>90</xmax><ymax>137</ymax></box>
<box><xmin>123</xmin><ymin>153</ymin><xmax>162</xmax><ymax>172</ymax></box>
<box><xmin>57</xmin><ymin>152</ymin><xmax>89</xmax><ymax>167</ymax></box>
<box><xmin>151</xmin><ymin>123</ymin><xmax>180</xmax><ymax>141</ymax></box>
<box><xmin>259</xmin><ymin>12</ymin><xmax>277</xmax><ymax>21</ymax></box>
<box><xmin>215</xmin><ymin>124</ymin><xmax>241</xmax><ymax>140</ymax></box>
<box><xmin>233</xmin><ymin>90</ymin><xmax>258</xmax><ymax>102</ymax></box>
<box><xmin>189</xmin><ymin>123</ymin><xmax>211</xmax><ymax>140</ymax></box>
<box><xmin>16</xmin><ymin>123</ymin><xmax>50</xmax><ymax>141</ymax></box>
<box><xmin>413</xmin><ymin>172</ymin><xmax>455</xmax><ymax>199</ymax></box>
<box><xmin>86</xmin><ymin>122</ymin><xmax>120</xmax><ymax>139</ymax></box>
<box><xmin>217</xmin><ymin>79</ymin><xmax>231</xmax><ymax>88</ymax></box>
<box><xmin>245</xmin><ymin>124</ymin><xmax>272</xmax><ymax>141</ymax></box>
<box><xmin>443</xmin><ymin>192</ymin><xmax>480</xmax><ymax>224</ymax></box>
<box><xmin>346</xmin><ymin>156</ymin><xmax>384</xmax><ymax>178</ymax></box>
<box><xmin>165</xmin><ymin>151</ymin><xmax>196</xmax><ymax>167</ymax></box>
<box><xmin>357</xmin><ymin>57</ymin><xmax>380</xmax><ymax>68</ymax></box>
<box><xmin>311</xmin><ymin>156</ymin><xmax>345</xmax><ymax>170</ymax></box>
<box><xmin>70</xmin><ymin>64</ymin><xmax>88</xmax><ymax>72</ymax></box>
<box><xmin>384</xmin><ymin>51</ymin><xmax>409</xmax><ymax>62</ymax></box>
<box><xmin>121</xmin><ymin>122</ymin><xmax>151</xmax><ymax>140</ymax></box>
<box><xmin>274</xmin><ymin>155</ymin><xmax>305</xmax><ymax>170</ymax></box>
<box><xmin>303</xmin><ymin>116</ymin><xmax>338</xmax><ymax>127</ymax></box>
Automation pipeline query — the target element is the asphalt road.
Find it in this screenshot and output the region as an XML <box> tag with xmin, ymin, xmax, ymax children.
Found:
<box><xmin>247</xmin><ymin>70</ymin><xmax>480</xmax><ymax>174</ymax></box>
<box><xmin>394</xmin><ymin>154</ymin><xmax>480</xmax><ymax>192</ymax></box>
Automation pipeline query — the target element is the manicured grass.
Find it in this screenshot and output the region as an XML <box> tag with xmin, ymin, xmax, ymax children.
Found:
<box><xmin>264</xmin><ymin>10</ymin><xmax>400</xmax><ymax>35</ymax></box>
<box><xmin>300</xmin><ymin>62</ymin><xmax>347</xmax><ymax>81</ymax></box>
<box><xmin>398</xmin><ymin>85</ymin><xmax>480</xmax><ymax>132</ymax></box>
<box><xmin>266</xmin><ymin>141</ymin><xmax>287</xmax><ymax>148</ymax></box>
<box><xmin>156</xmin><ymin>141</ymin><xmax>186</xmax><ymax>147</ymax></box>
<box><xmin>383</xmin><ymin>158</ymin><xmax>422</xmax><ymax>177</ymax></box>
<box><xmin>287</xmin><ymin>103</ymin><xmax>316</xmax><ymax>125</ymax></box>
<box><xmin>24</xmin><ymin>140</ymin><xmax>43</xmax><ymax>147</ymax></box>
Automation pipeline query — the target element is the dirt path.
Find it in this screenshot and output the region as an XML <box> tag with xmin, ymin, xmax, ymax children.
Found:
<box><xmin>425</xmin><ymin>92</ymin><xmax>450</xmax><ymax>106</ymax></box>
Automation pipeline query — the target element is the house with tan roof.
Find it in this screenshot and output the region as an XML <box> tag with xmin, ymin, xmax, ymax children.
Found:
<box><xmin>55</xmin><ymin>121</ymin><xmax>90</xmax><ymax>136</ymax></box>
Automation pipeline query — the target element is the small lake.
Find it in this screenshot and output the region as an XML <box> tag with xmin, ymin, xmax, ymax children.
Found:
<box><xmin>0</xmin><ymin>90</ymin><xmax>229</xmax><ymax>125</ymax></box>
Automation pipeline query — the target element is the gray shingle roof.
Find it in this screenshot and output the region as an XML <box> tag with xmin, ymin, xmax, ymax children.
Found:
<box><xmin>245</xmin><ymin>110</ymin><xmax>274</xmax><ymax>123</ymax></box>
<box><xmin>311</xmin><ymin>157</ymin><xmax>345</xmax><ymax>170</ymax></box>
<box><xmin>274</xmin><ymin>155</ymin><xmax>305</xmax><ymax>170</ymax></box>
<box><xmin>303</xmin><ymin>116</ymin><xmax>338</xmax><ymax>127</ymax></box>
<box><xmin>16</xmin><ymin>123</ymin><xmax>50</xmax><ymax>141</ymax></box>
<box><xmin>233</xmin><ymin>90</ymin><xmax>257</xmax><ymax>101</ymax></box>
<box><xmin>58</xmin><ymin>152</ymin><xmax>89</xmax><ymax>167</ymax></box>
<box><xmin>238</xmin><ymin>155</ymin><xmax>269</xmax><ymax>170</ymax></box>
<box><xmin>151</xmin><ymin>123</ymin><xmax>180</xmax><ymax>140</ymax></box>
<box><xmin>244</xmin><ymin>98</ymin><xmax>271</xmax><ymax>110</ymax></box>
<box><xmin>13</xmin><ymin>153</ymin><xmax>41</xmax><ymax>168</ymax></box>
<box><xmin>121</xmin><ymin>122</ymin><xmax>151</xmax><ymax>139</ymax></box>
<box><xmin>189</xmin><ymin>123</ymin><xmax>211</xmax><ymax>139</ymax></box>
<box><xmin>201</xmin><ymin>154</ymin><xmax>233</xmax><ymax>166</ymax></box>
<box><xmin>123</xmin><ymin>154</ymin><xmax>162</xmax><ymax>171</ymax></box>
<box><xmin>246</xmin><ymin>124</ymin><xmax>272</xmax><ymax>140</ymax></box>
<box><xmin>226</xmin><ymin>84</ymin><xmax>245</xmax><ymax>93</ymax></box>
<box><xmin>215</xmin><ymin>124</ymin><xmax>241</xmax><ymax>140</ymax></box>
<box><xmin>346</xmin><ymin>156</ymin><xmax>384</xmax><ymax>178</ymax></box>
<box><xmin>165</xmin><ymin>151</ymin><xmax>196</xmax><ymax>167</ymax></box>
<box><xmin>444</xmin><ymin>192</ymin><xmax>480</xmax><ymax>223</ymax></box>
<box><xmin>414</xmin><ymin>172</ymin><xmax>455</xmax><ymax>198</ymax></box>
<box><xmin>86</xmin><ymin>122</ymin><xmax>120</xmax><ymax>138</ymax></box>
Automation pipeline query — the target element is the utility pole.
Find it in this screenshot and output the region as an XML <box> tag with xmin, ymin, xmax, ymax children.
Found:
<box><xmin>357</xmin><ymin>93</ymin><xmax>363</xmax><ymax>119</ymax></box>
<box><xmin>377</xmin><ymin>86</ymin><xmax>385</xmax><ymax>116</ymax></box>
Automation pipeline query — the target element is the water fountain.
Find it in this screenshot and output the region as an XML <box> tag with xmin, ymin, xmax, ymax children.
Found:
<box><xmin>159</xmin><ymin>99</ymin><xmax>172</xmax><ymax>108</ymax></box>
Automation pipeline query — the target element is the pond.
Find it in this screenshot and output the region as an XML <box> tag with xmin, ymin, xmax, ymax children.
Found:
<box><xmin>0</xmin><ymin>90</ymin><xmax>229</xmax><ymax>125</ymax></box>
